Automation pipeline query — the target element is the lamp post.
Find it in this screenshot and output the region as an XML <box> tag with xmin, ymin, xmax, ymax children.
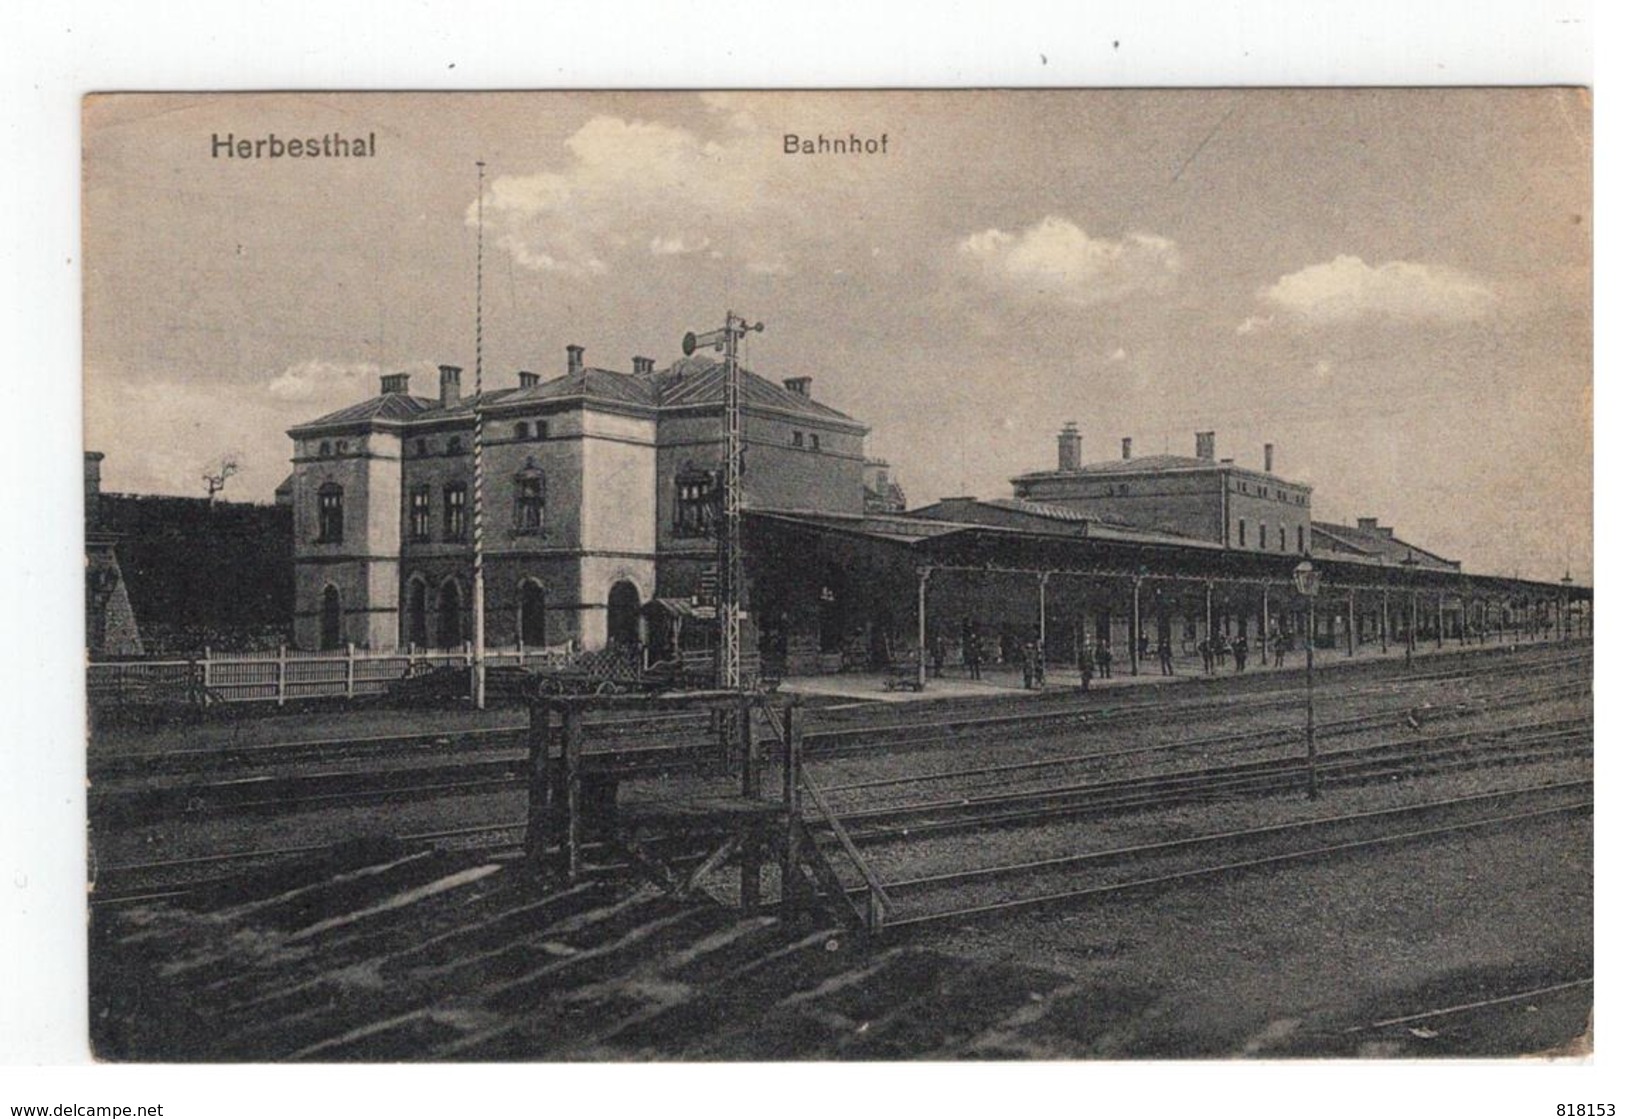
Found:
<box><xmin>1561</xmin><ymin>571</ymin><xmax>1573</xmax><ymax>641</ymax></box>
<box><xmin>1293</xmin><ymin>560</ymin><xmax>1321</xmax><ymax>801</ymax></box>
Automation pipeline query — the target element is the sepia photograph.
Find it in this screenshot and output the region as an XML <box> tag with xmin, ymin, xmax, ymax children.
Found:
<box><xmin>78</xmin><ymin>87</ymin><xmax>1591</xmax><ymax>1064</ymax></box>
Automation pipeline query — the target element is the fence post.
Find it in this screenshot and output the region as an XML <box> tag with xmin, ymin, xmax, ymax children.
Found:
<box><xmin>464</xmin><ymin>640</ymin><xmax>473</xmax><ymax>668</ymax></box>
<box><xmin>562</xmin><ymin>702</ymin><xmax>583</xmax><ymax>881</ymax></box>
<box><xmin>202</xmin><ymin>647</ymin><xmax>212</xmax><ymax>691</ymax></box>
<box><xmin>524</xmin><ymin>699</ymin><xmax>554</xmax><ymax>870</ymax></box>
<box><xmin>780</xmin><ymin>702</ymin><xmax>805</xmax><ymax>911</ymax></box>
<box><xmin>345</xmin><ymin>643</ymin><xmax>356</xmax><ymax>699</ymax></box>
<box><xmin>277</xmin><ymin>644</ymin><xmax>287</xmax><ymax>706</ymax></box>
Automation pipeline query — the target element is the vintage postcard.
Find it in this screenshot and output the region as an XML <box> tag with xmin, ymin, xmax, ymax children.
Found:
<box><xmin>82</xmin><ymin>89</ymin><xmax>1591</xmax><ymax>1062</ymax></box>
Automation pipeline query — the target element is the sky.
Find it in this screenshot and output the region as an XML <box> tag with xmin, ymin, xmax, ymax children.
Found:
<box><xmin>82</xmin><ymin>89</ymin><xmax>1592</xmax><ymax>581</ymax></box>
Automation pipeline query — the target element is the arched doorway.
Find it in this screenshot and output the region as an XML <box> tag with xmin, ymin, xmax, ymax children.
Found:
<box><xmin>606</xmin><ymin>580</ymin><xmax>641</xmax><ymax>647</ymax></box>
<box><xmin>519</xmin><ymin>580</ymin><xmax>547</xmax><ymax>647</ymax></box>
<box><xmin>406</xmin><ymin>578</ymin><xmax>428</xmax><ymax>648</ymax></box>
<box><xmin>320</xmin><ymin>584</ymin><xmax>343</xmax><ymax>650</ymax></box>
<box><xmin>437</xmin><ymin>579</ymin><xmax>463</xmax><ymax>649</ymax></box>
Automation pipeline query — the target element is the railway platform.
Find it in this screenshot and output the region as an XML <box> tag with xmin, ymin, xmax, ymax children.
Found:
<box><xmin>779</xmin><ymin>633</ymin><xmax>1584</xmax><ymax>704</ymax></box>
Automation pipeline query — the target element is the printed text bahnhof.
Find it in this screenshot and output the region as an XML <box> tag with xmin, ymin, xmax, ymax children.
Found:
<box><xmin>212</xmin><ymin>133</ymin><xmax>376</xmax><ymax>159</ymax></box>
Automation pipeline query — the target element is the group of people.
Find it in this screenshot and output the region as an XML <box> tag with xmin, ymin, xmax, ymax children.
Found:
<box><xmin>1195</xmin><ymin>630</ymin><xmax>1294</xmax><ymax>673</ymax></box>
<box><xmin>929</xmin><ymin>620</ymin><xmax>1301</xmax><ymax>691</ymax></box>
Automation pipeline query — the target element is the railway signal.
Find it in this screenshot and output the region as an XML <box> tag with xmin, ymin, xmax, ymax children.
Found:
<box><xmin>682</xmin><ymin>313</ymin><xmax>763</xmax><ymax>690</ymax></box>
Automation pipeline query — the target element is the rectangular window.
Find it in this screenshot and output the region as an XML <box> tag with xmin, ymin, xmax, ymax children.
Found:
<box><xmin>444</xmin><ymin>483</ymin><xmax>467</xmax><ymax>541</ymax></box>
<box><xmin>317</xmin><ymin>485</ymin><xmax>344</xmax><ymax>544</ymax></box>
<box><xmin>514</xmin><ymin>474</ymin><xmax>544</xmax><ymax>532</ymax></box>
<box><xmin>674</xmin><ymin>472</ymin><xmax>716</xmax><ymax>538</ymax></box>
<box><xmin>810</xmin><ymin>433</ymin><xmax>821</xmax><ymax>451</ymax></box>
<box><xmin>1237</xmin><ymin>518</ymin><xmax>1246</xmax><ymax>548</ymax></box>
<box><xmin>1297</xmin><ymin>524</ymin><xmax>1306</xmax><ymax>552</ymax></box>
<box><xmin>792</xmin><ymin>431</ymin><xmax>804</xmax><ymax>448</ymax></box>
<box><xmin>1259</xmin><ymin>522</ymin><xmax>1267</xmax><ymax>549</ymax></box>
<box><xmin>409</xmin><ymin>487</ymin><xmax>431</xmax><ymax>542</ymax></box>
<box><xmin>1279</xmin><ymin>526</ymin><xmax>1287</xmax><ymax>552</ymax></box>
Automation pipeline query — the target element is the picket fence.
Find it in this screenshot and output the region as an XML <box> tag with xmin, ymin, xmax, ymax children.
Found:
<box><xmin>87</xmin><ymin>642</ymin><xmax>576</xmax><ymax>706</ymax></box>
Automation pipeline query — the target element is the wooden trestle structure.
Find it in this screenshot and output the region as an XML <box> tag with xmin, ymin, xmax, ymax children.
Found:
<box><xmin>524</xmin><ymin>690</ymin><xmax>893</xmax><ymax>933</ymax></box>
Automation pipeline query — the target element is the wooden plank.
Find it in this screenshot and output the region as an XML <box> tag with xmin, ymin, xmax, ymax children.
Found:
<box><xmin>524</xmin><ymin>702</ymin><xmax>553</xmax><ymax>869</ymax></box>
<box><xmin>563</xmin><ymin>703</ymin><xmax>583</xmax><ymax>881</ymax></box>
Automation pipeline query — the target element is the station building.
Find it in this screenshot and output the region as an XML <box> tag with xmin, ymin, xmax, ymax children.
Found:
<box><xmin>288</xmin><ymin>350</ymin><xmax>1588</xmax><ymax>671</ymax></box>
<box><xmin>286</xmin><ymin>346</ymin><xmax>869</xmax><ymax>652</ymax></box>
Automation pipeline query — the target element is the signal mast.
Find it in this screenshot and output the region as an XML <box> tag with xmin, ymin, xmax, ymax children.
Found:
<box><xmin>681</xmin><ymin>312</ymin><xmax>764</xmax><ymax>690</ymax></box>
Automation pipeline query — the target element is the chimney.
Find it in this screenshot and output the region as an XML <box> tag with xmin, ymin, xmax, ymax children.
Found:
<box><xmin>1195</xmin><ymin>431</ymin><xmax>1216</xmax><ymax>461</ymax></box>
<box><xmin>566</xmin><ymin>344</ymin><xmax>585</xmax><ymax>376</ymax></box>
<box><xmin>1357</xmin><ymin>517</ymin><xmax>1378</xmax><ymax>532</ymax></box>
<box><xmin>632</xmin><ymin>356</ymin><xmax>655</xmax><ymax>376</ymax></box>
<box><xmin>438</xmin><ymin>364</ymin><xmax>462</xmax><ymax>408</ymax></box>
<box><xmin>1264</xmin><ymin>442</ymin><xmax>1275</xmax><ymax>473</ymax></box>
<box><xmin>517</xmin><ymin>370</ymin><xmax>539</xmax><ymax>388</ymax></box>
<box><xmin>84</xmin><ymin>451</ymin><xmax>104</xmax><ymax>530</ymax></box>
<box><xmin>380</xmin><ymin>372</ymin><xmax>411</xmax><ymax>395</ymax></box>
<box><xmin>1057</xmin><ymin>422</ymin><xmax>1081</xmax><ymax>471</ymax></box>
<box><xmin>1121</xmin><ymin>437</ymin><xmax>1133</xmax><ymax>461</ymax></box>
<box><xmin>783</xmin><ymin>376</ymin><xmax>812</xmax><ymax>397</ymax></box>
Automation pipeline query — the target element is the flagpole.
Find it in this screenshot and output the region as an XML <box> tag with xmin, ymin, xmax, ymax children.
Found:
<box><xmin>471</xmin><ymin>160</ymin><xmax>487</xmax><ymax>709</ymax></box>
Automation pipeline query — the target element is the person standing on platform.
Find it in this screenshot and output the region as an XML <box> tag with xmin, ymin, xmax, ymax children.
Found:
<box><xmin>1198</xmin><ymin>634</ymin><xmax>1213</xmax><ymax>675</ymax></box>
<box><xmin>967</xmin><ymin>622</ymin><xmax>984</xmax><ymax>681</ymax></box>
<box><xmin>1030</xmin><ymin>625</ymin><xmax>1046</xmax><ymax>689</ymax></box>
<box><xmin>1158</xmin><ymin>635</ymin><xmax>1174</xmax><ymax>676</ymax></box>
<box><xmin>1273</xmin><ymin>630</ymin><xmax>1288</xmax><ymax>669</ymax></box>
<box><xmin>1077</xmin><ymin>640</ymin><xmax>1093</xmax><ymax>692</ymax></box>
<box><xmin>1234</xmin><ymin>634</ymin><xmax>1248</xmax><ymax>672</ymax></box>
<box><xmin>1096</xmin><ymin>640</ymin><xmax>1113</xmax><ymax>680</ymax></box>
<box><xmin>930</xmin><ymin>631</ymin><xmax>945</xmax><ymax>679</ymax></box>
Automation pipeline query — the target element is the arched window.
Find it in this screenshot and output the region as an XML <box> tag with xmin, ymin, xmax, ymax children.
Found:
<box><xmin>443</xmin><ymin>483</ymin><xmax>467</xmax><ymax>541</ymax></box>
<box><xmin>513</xmin><ymin>464</ymin><xmax>544</xmax><ymax>533</ymax></box>
<box><xmin>673</xmin><ymin>467</ymin><xmax>717</xmax><ymax>538</ymax></box>
<box><xmin>405</xmin><ymin>577</ymin><xmax>428</xmax><ymax>648</ymax></box>
<box><xmin>436</xmin><ymin>579</ymin><xmax>463</xmax><ymax>648</ymax></box>
<box><xmin>519</xmin><ymin>580</ymin><xmax>547</xmax><ymax>647</ymax></box>
<box><xmin>316</xmin><ymin>483</ymin><xmax>344</xmax><ymax>543</ymax></box>
<box><xmin>320</xmin><ymin>584</ymin><xmax>343</xmax><ymax>650</ymax></box>
<box><xmin>607</xmin><ymin>581</ymin><xmax>641</xmax><ymax>647</ymax></box>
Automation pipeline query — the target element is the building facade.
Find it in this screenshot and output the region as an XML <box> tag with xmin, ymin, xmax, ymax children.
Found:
<box><xmin>287</xmin><ymin>345</ymin><xmax>872</xmax><ymax>652</ymax></box>
<box><xmin>1011</xmin><ymin>427</ymin><xmax>1313</xmax><ymax>556</ymax></box>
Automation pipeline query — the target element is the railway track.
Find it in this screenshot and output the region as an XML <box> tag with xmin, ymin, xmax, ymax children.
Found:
<box><xmin>873</xmin><ymin>780</ymin><xmax>1592</xmax><ymax>929</ymax></box>
<box><xmin>89</xmin><ymin>645</ymin><xmax>1589</xmax><ymax>780</ymax></box>
<box><xmin>828</xmin><ymin>715</ymin><xmax>1591</xmax><ymax>842</ymax></box>
<box><xmin>87</xmin><ymin>669</ymin><xmax>1589</xmax><ymax>827</ymax></box>
<box><xmin>93</xmin><ymin>712</ymin><xmax>1590</xmax><ymax>909</ymax></box>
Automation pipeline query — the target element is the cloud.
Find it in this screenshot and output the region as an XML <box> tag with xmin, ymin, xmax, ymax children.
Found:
<box><xmin>955</xmin><ymin>217</ymin><xmax>1182</xmax><ymax>307</ymax></box>
<box><xmin>1235</xmin><ymin>314</ymin><xmax>1272</xmax><ymax>335</ymax></box>
<box><xmin>476</xmin><ymin>110</ymin><xmax>803</xmax><ymax>276</ymax></box>
<box><xmin>1259</xmin><ymin>255</ymin><xmax>1494</xmax><ymax>326</ymax></box>
<box><xmin>267</xmin><ymin>359</ymin><xmax>383</xmax><ymax>402</ymax></box>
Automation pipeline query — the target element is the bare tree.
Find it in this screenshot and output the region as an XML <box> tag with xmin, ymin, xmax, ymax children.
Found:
<box><xmin>203</xmin><ymin>453</ymin><xmax>242</xmax><ymax>503</ymax></box>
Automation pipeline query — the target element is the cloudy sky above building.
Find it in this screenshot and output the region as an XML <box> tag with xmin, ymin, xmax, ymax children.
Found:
<box><xmin>83</xmin><ymin>89</ymin><xmax>1591</xmax><ymax>580</ymax></box>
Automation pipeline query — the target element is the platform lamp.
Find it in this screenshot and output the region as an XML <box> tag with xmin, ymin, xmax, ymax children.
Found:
<box><xmin>1292</xmin><ymin>560</ymin><xmax>1322</xmax><ymax>801</ymax></box>
<box><xmin>1560</xmin><ymin>571</ymin><xmax>1574</xmax><ymax>641</ymax></box>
